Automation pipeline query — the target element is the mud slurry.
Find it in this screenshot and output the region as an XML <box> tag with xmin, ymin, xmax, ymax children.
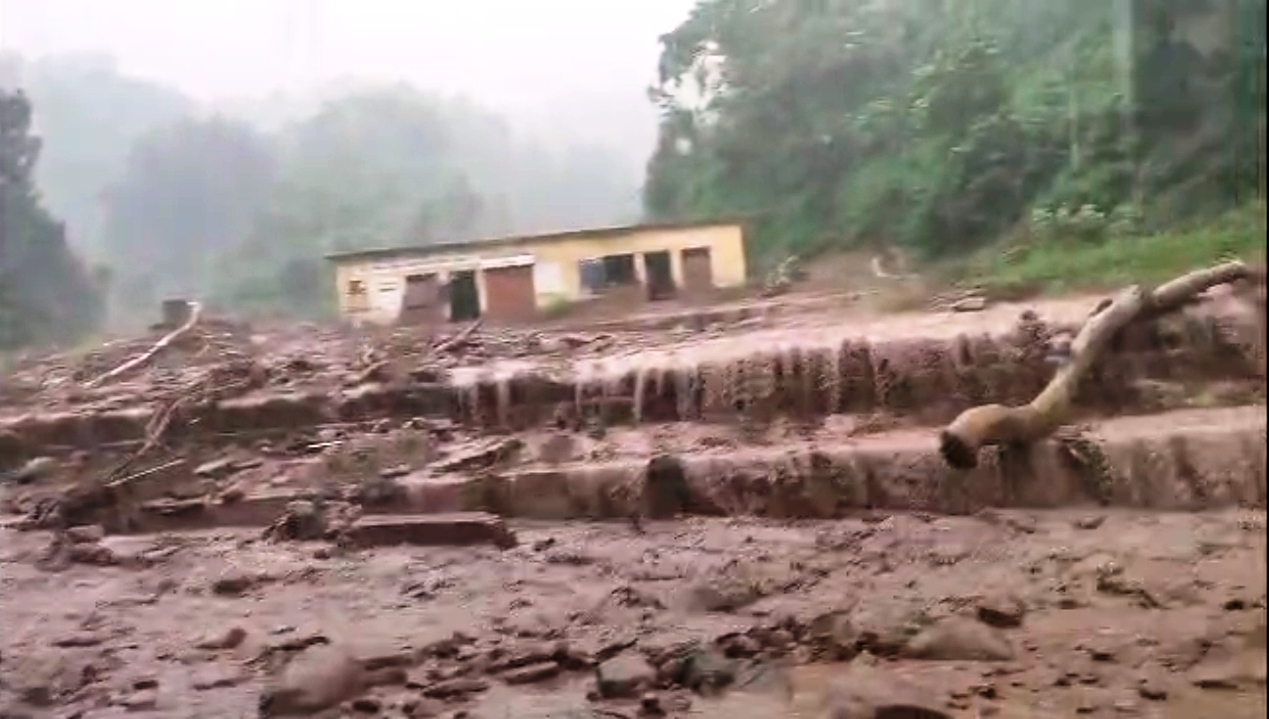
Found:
<box><xmin>1</xmin><ymin>511</ymin><xmax>1265</xmax><ymax>718</ymax></box>
<box><xmin>0</xmin><ymin>291</ymin><xmax>1265</xmax><ymax>717</ymax></box>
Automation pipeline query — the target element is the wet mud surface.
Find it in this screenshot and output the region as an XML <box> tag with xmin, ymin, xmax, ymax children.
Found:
<box><xmin>1</xmin><ymin>510</ymin><xmax>1265</xmax><ymax>718</ymax></box>
<box><xmin>1</xmin><ymin>284</ymin><xmax>1265</xmax><ymax>717</ymax></box>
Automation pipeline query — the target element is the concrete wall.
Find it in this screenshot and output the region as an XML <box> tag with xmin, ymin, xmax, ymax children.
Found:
<box><xmin>331</xmin><ymin>222</ymin><xmax>748</xmax><ymax>326</ymax></box>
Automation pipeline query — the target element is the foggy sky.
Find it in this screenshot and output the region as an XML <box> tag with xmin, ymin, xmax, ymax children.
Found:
<box><xmin>0</xmin><ymin>0</ymin><xmax>693</xmax><ymax>112</ymax></box>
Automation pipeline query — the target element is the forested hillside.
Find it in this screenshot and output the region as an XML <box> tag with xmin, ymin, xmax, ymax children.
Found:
<box><xmin>0</xmin><ymin>55</ymin><xmax>642</xmax><ymax>328</ymax></box>
<box><xmin>0</xmin><ymin>89</ymin><xmax>105</xmax><ymax>350</ymax></box>
<box><xmin>644</xmin><ymin>0</ymin><xmax>1266</xmax><ymax>263</ymax></box>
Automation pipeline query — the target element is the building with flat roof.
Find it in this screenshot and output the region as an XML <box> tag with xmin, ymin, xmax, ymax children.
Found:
<box><xmin>324</xmin><ymin>219</ymin><xmax>748</xmax><ymax>326</ymax></box>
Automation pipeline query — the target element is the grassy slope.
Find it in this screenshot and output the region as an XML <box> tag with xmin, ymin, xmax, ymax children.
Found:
<box><xmin>957</xmin><ymin>202</ymin><xmax>1266</xmax><ymax>295</ymax></box>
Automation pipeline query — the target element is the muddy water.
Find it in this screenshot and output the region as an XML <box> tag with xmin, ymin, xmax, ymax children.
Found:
<box><xmin>2</xmin><ymin>510</ymin><xmax>1264</xmax><ymax>718</ymax></box>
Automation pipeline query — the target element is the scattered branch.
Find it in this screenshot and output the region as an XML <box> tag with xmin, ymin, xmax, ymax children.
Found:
<box><xmin>85</xmin><ymin>301</ymin><xmax>203</xmax><ymax>388</ymax></box>
<box><xmin>938</xmin><ymin>261</ymin><xmax>1259</xmax><ymax>469</ymax></box>
<box><xmin>431</xmin><ymin>318</ymin><xmax>483</xmax><ymax>355</ymax></box>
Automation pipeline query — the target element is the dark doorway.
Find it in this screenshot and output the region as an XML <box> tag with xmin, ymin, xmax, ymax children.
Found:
<box><xmin>600</xmin><ymin>254</ymin><xmax>637</xmax><ymax>286</ymax></box>
<box><xmin>449</xmin><ymin>270</ymin><xmax>481</xmax><ymax>321</ymax></box>
<box><xmin>643</xmin><ymin>250</ymin><xmax>675</xmax><ymax>301</ymax></box>
<box><xmin>399</xmin><ymin>273</ymin><xmax>443</xmax><ymax>324</ymax></box>
<box><xmin>680</xmin><ymin>247</ymin><xmax>714</xmax><ymax>294</ymax></box>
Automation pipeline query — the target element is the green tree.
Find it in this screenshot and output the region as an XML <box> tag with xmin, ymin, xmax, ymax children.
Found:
<box><xmin>645</xmin><ymin>0</ymin><xmax>1263</xmax><ymax>262</ymax></box>
<box><xmin>0</xmin><ymin>53</ymin><xmax>193</xmax><ymax>255</ymax></box>
<box><xmin>0</xmin><ymin>89</ymin><xmax>103</xmax><ymax>349</ymax></box>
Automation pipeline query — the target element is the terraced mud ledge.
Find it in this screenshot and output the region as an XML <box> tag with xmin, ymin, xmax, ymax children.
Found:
<box><xmin>2</xmin><ymin>282</ymin><xmax>1264</xmax><ymax>719</ymax></box>
<box><xmin>1</xmin><ymin>305</ymin><xmax>1262</xmax><ymax>467</ymax></box>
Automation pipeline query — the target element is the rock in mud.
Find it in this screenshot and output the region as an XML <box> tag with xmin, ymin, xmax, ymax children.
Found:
<box><xmin>65</xmin><ymin>524</ymin><xmax>105</xmax><ymax>544</ymax></box>
<box><xmin>212</xmin><ymin>572</ymin><xmax>264</xmax><ymax>597</ymax></box>
<box><xmin>351</xmin><ymin>474</ymin><xmax>408</xmax><ymax>507</ymax></box>
<box><xmin>6</xmin><ymin>456</ymin><xmax>56</xmax><ymax>485</ymax></box>
<box><xmin>418</xmin><ymin>676</ymin><xmax>489</xmax><ymax>698</ymax></box>
<box><xmin>596</xmin><ymin>653</ymin><xmax>657</xmax><ymax>698</ymax></box>
<box><xmin>195</xmin><ymin>625</ymin><xmax>247</xmax><ymax>650</ymax></box>
<box><xmin>263</xmin><ymin>499</ymin><xmax>329</xmax><ymax>542</ymax></box>
<box><xmin>902</xmin><ymin>617</ymin><xmax>1015</xmax><ymax>662</ymax></box>
<box><xmin>850</xmin><ymin>605</ymin><xmax>924</xmax><ymax>657</ymax></box>
<box><xmin>431</xmin><ymin>438</ymin><xmax>523</xmax><ymax>473</ymax></box>
<box><xmin>807</xmin><ymin>611</ymin><xmax>861</xmax><ymax>660</ymax></box>
<box><xmin>643</xmin><ymin>453</ymin><xmax>691</xmax><ymax>519</ymax></box>
<box><xmin>975</xmin><ymin>593</ymin><xmax>1027</xmax><ymax>628</ymax></box>
<box><xmin>678</xmin><ymin>648</ymin><xmax>737</xmax><ymax>693</ymax></box>
<box><xmin>259</xmin><ymin>644</ymin><xmax>364</xmax><ymax>716</ymax></box>
<box><xmin>342</xmin><ymin>512</ymin><xmax>517</xmax><ymax>549</ymax></box>
<box><xmin>683</xmin><ymin>577</ymin><xmax>763</xmax><ymax>613</ymax></box>
<box><xmin>500</xmin><ymin>661</ymin><xmax>561</xmax><ymax>685</ymax></box>
<box><xmin>815</xmin><ymin>666</ymin><xmax>950</xmax><ymax>719</ymax></box>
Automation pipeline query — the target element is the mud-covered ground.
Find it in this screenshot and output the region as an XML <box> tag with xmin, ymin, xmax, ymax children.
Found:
<box><xmin>1</xmin><ymin>509</ymin><xmax>1265</xmax><ymax>718</ymax></box>
<box><xmin>1</xmin><ymin>277</ymin><xmax>1265</xmax><ymax>718</ymax></box>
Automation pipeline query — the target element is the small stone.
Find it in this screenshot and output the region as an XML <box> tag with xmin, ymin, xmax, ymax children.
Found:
<box><xmin>1074</xmin><ymin>515</ymin><xmax>1106</xmax><ymax>530</ymax></box>
<box><xmin>420</xmin><ymin>677</ymin><xmax>488</xmax><ymax>698</ymax></box>
<box><xmin>721</xmin><ymin>634</ymin><xmax>761</xmax><ymax>658</ymax></box>
<box><xmin>807</xmin><ymin>611</ymin><xmax>861</xmax><ymax>660</ymax></box>
<box><xmin>639</xmin><ymin>691</ymin><xmax>665</xmax><ymax>716</ymax></box>
<box><xmin>122</xmin><ymin>689</ymin><xmax>158</xmax><ymax>712</ymax></box>
<box><xmin>9</xmin><ymin>456</ymin><xmax>56</xmax><ymax>485</ymax></box>
<box><xmin>53</xmin><ymin>632</ymin><xmax>107</xmax><ymax>648</ymax></box>
<box><xmin>192</xmin><ymin>666</ymin><xmax>249</xmax><ymax>690</ymax></box>
<box><xmin>259</xmin><ymin>644</ymin><xmax>364</xmax><ymax>716</ymax></box>
<box><xmin>596</xmin><ymin>654</ymin><xmax>657</xmax><ymax>699</ymax></box>
<box><xmin>500</xmin><ymin>661</ymin><xmax>561</xmax><ymax>685</ymax></box>
<box><xmin>349</xmin><ymin>696</ymin><xmax>381</xmax><ymax>713</ymax></box>
<box><xmin>196</xmin><ymin>626</ymin><xmax>247</xmax><ymax>650</ymax></box>
<box><xmin>66</xmin><ymin>525</ymin><xmax>105</xmax><ymax>544</ymax></box>
<box><xmin>817</xmin><ymin>665</ymin><xmax>951</xmax><ymax>719</ymax></box>
<box><xmin>678</xmin><ymin>648</ymin><xmax>736</xmax><ymax>692</ymax></box>
<box><xmin>219</xmin><ymin>485</ymin><xmax>246</xmax><ymax>504</ymax></box>
<box><xmin>903</xmin><ymin>618</ymin><xmax>1015</xmax><ymax>662</ymax></box>
<box><xmin>67</xmin><ymin>543</ymin><xmax>119</xmax><ymax>566</ymax></box>
<box><xmin>1137</xmin><ymin>679</ymin><xmax>1168</xmax><ymax>701</ymax></box>
<box><xmin>403</xmin><ymin>697</ymin><xmax>446</xmax><ymax>718</ymax></box>
<box><xmin>211</xmin><ymin>572</ymin><xmax>258</xmax><ymax>596</ymax></box>
<box><xmin>976</xmin><ymin>594</ymin><xmax>1027</xmax><ymax>629</ymax></box>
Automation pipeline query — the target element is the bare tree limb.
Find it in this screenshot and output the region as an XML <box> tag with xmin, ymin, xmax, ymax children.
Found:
<box><xmin>432</xmin><ymin>318</ymin><xmax>482</xmax><ymax>355</ymax></box>
<box><xmin>938</xmin><ymin>261</ymin><xmax>1259</xmax><ymax>469</ymax></box>
<box><xmin>85</xmin><ymin>301</ymin><xmax>203</xmax><ymax>389</ymax></box>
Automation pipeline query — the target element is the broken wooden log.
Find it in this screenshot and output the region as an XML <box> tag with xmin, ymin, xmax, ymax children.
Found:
<box><xmin>938</xmin><ymin>261</ymin><xmax>1261</xmax><ymax>469</ymax></box>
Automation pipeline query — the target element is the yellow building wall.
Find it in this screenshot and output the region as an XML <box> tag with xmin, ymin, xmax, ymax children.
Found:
<box><xmin>527</xmin><ymin>223</ymin><xmax>747</xmax><ymax>307</ymax></box>
<box><xmin>331</xmin><ymin>222</ymin><xmax>747</xmax><ymax>325</ymax></box>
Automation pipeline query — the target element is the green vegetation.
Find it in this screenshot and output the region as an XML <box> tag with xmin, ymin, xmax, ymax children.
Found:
<box><xmin>0</xmin><ymin>89</ymin><xmax>105</xmax><ymax>350</ymax></box>
<box><xmin>959</xmin><ymin>202</ymin><xmax>1267</xmax><ymax>295</ymax></box>
<box><xmin>646</xmin><ymin>0</ymin><xmax>1266</xmax><ymax>266</ymax></box>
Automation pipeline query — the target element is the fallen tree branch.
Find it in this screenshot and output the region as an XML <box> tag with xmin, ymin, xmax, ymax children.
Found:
<box><xmin>431</xmin><ymin>318</ymin><xmax>482</xmax><ymax>354</ymax></box>
<box><xmin>938</xmin><ymin>261</ymin><xmax>1258</xmax><ymax>469</ymax></box>
<box><xmin>86</xmin><ymin>301</ymin><xmax>203</xmax><ymax>388</ymax></box>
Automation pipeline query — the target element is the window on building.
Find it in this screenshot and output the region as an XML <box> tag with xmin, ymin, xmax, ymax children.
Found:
<box><xmin>347</xmin><ymin>279</ymin><xmax>366</xmax><ymax>296</ymax></box>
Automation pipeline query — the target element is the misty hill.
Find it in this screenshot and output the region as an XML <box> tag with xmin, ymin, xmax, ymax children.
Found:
<box><xmin>2</xmin><ymin>53</ymin><xmax>649</xmax><ymax>327</ymax></box>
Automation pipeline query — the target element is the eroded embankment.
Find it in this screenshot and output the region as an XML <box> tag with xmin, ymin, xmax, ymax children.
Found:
<box><xmin>83</xmin><ymin>406</ymin><xmax>1266</xmax><ymax>534</ymax></box>
<box><xmin>1</xmin><ymin>311</ymin><xmax>1262</xmax><ymax>467</ymax></box>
